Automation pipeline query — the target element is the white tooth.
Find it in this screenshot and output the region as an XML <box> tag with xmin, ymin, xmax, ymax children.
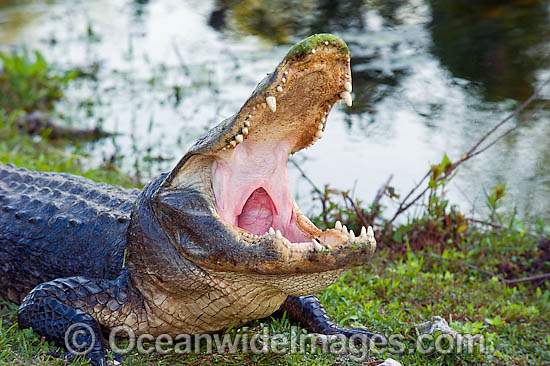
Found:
<box><xmin>321</xmin><ymin>117</ymin><xmax>326</xmax><ymax>122</ymax></box>
<box><xmin>340</xmin><ymin>91</ymin><xmax>352</xmax><ymax>107</ymax></box>
<box><xmin>311</xmin><ymin>49</ymin><xmax>316</xmax><ymax>54</ymax></box>
<box><xmin>283</xmin><ymin>70</ymin><xmax>288</xmax><ymax>75</ymax></box>
<box><xmin>335</xmin><ymin>221</ymin><xmax>342</xmax><ymax>230</ymax></box>
<box><xmin>349</xmin><ymin>230</ymin><xmax>355</xmax><ymax>242</ymax></box>
<box><xmin>324</xmin><ymin>111</ymin><xmax>328</xmax><ymax>115</ymax></box>
<box><xmin>276</xmin><ymin>85</ymin><xmax>283</xmax><ymax>92</ymax></box>
<box><xmin>266</xmin><ymin>96</ymin><xmax>276</xmax><ymax>112</ymax></box>
<box><xmin>317</xmin><ymin>123</ymin><xmax>323</xmax><ymax>130</ymax></box>
<box><xmin>230</xmin><ymin>140</ymin><xmax>237</xmax><ymax>147</ymax></box>
<box><xmin>282</xmin><ymin>77</ymin><xmax>286</xmax><ymax>83</ymax></box>
<box><xmin>324</xmin><ymin>41</ymin><xmax>329</xmax><ymax>45</ymax></box>
<box><xmin>222</xmin><ymin>147</ymin><xmax>227</xmax><ymax>151</ymax></box>
<box><xmin>367</xmin><ymin>226</ymin><xmax>374</xmax><ymax>239</ymax></box>
<box><xmin>276</xmin><ymin>230</ymin><xmax>283</xmax><ymax>239</ymax></box>
<box><xmin>315</xmin><ymin>130</ymin><xmax>323</xmax><ymax>138</ymax></box>
<box><xmin>244</xmin><ymin>120</ymin><xmax>251</xmax><ymax>127</ymax></box>
<box><xmin>269</xmin><ymin>227</ymin><xmax>275</xmax><ymax>235</ymax></box>
<box><xmin>235</xmin><ymin>134</ymin><xmax>243</xmax><ymax>143</ymax></box>
<box><xmin>336</xmin><ymin>99</ymin><xmax>342</xmax><ymax>105</ymax></box>
<box><xmin>344</xmin><ymin>81</ymin><xmax>352</xmax><ymax>92</ymax></box>
<box><xmin>242</xmin><ymin>127</ymin><xmax>249</xmax><ymax>136</ymax></box>
<box><xmin>313</xmin><ymin>240</ymin><xmax>324</xmax><ymax>252</ymax></box>
<box><xmin>342</xmin><ymin>225</ymin><xmax>348</xmax><ymax>234</ymax></box>
<box><xmin>360</xmin><ymin>226</ymin><xmax>367</xmax><ymax>238</ymax></box>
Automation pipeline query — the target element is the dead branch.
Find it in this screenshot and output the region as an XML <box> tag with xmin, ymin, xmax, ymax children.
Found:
<box><xmin>388</xmin><ymin>79</ymin><xmax>549</xmax><ymax>224</ymax></box>
<box><xmin>341</xmin><ymin>191</ymin><xmax>369</xmax><ymax>228</ymax></box>
<box><xmin>373</xmin><ymin>174</ymin><xmax>394</xmax><ymax>207</ymax></box>
<box><xmin>504</xmin><ymin>273</ymin><xmax>550</xmax><ymax>284</ymax></box>
<box><xmin>289</xmin><ymin>159</ymin><xmax>330</xmax><ymax>226</ymax></box>
<box><xmin>423</xmin><ymin>252</ymin><xmax>550</xmax><ymax>285</ymax></box>
<box><xmin>366</xmin><ymin>174</ymin><xmax>394</xmax><ymax>223</ymax></box>
<box><xmin>423</xmin><ymin>252</ymin><xmax>499</xmax><ymax>278</ymax></box>
<box><xmin>289</xmin><ymin>159</ymin><xmax>322</xmax><ymax>195</ymax></box>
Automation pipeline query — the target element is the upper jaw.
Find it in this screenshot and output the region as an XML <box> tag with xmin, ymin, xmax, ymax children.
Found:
<box><xmin>206</xmin><ymin>34</ymin><xmax>353</xmax><ymax>157</ymax></box>
<box><xmin>213</xmin><ymin>41</ymin><xmax>352</xmax><ymax>157</ymax></box>
<box><xmin>162</xmin><ymin>34</ymin><xmax>354</xmax><ymax>181</ymax></box>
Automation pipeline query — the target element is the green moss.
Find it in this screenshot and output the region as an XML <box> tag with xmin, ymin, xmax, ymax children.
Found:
<box><xmin>285</xmin><ymin>33</ymin><xmax>350</xmax><ymax>61</ymax></box>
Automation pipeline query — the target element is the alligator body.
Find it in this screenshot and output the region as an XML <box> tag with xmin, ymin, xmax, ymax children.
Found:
<box><xmin>0</xmin><ymin>34</ymin><xmax>380</xmax><ymax>365</ymax></box>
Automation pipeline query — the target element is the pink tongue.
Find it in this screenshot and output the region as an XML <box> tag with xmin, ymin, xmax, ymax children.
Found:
<box><xmin>212</xmin><ymin>139</ymin><xmax>310</xmax><ymax>243</ymax></box>
<box><xmin>237</xmin><ymin>188</ymin><xmax>274</xmax><ymax>235</ymax></box>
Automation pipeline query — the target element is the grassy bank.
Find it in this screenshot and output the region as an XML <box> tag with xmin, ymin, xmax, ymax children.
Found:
<box><xmin>1</xmin><ymin>50</ymin><xmax>549</xmax><ymax>366</ymax></box>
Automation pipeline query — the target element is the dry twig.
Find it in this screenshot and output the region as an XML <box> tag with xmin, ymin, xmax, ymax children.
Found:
<box><xmin>388</xmin><ymin>80</ymin><xmax>549</xmax><ymax>224</ymax></box>
<box><xmin>424</xmin><ymin>252</ymin><xmax>550</xmax><ymax>285</ymax></box>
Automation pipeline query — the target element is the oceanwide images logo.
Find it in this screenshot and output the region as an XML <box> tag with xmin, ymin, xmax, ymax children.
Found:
<box><xmin>64</xmin><ymin>323</ymin><xmax>487</xmax><ymax>361</ymax></box>
<box><xmin>64</xmin><ymin>323</ymin><xmax>97</xmax><ymax>356</ymax></box>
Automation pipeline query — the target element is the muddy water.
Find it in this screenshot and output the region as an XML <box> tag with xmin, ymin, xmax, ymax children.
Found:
<box><xmin>0</xmin><ymin>0</ymin><xmax>549</xmax><ymax>223</ymax></box>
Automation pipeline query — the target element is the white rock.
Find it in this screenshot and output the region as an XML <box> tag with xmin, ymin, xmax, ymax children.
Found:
<box><xmin>417</xmin><ymin>316</ymin><xmax>458</xmax><ymax>336</ymax></box>
<box><xmin>380</xmin><ymin>358</ymin><xmax>402</xmax><ymax>366</ymax></box>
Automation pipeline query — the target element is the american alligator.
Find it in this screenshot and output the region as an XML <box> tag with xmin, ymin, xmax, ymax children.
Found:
<box><xmin>0</xmin><ymin>34</ymin><xmax>380</xmax><ymax>365</ymax></box>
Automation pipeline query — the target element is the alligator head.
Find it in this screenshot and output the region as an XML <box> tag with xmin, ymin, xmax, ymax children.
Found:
<box><xmin>128</xmin><ymin>34</ymin><xmax>376</xmax><ymax>301</ymax></box>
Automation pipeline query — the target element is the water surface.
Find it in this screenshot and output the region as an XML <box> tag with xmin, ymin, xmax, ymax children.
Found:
<box><xmin>1</xmin><ymin>0</ymin><xmax>549</xmax><ymax>223</ymax></box>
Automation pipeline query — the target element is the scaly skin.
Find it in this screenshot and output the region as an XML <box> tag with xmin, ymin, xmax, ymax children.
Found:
<box><xmin>0</xmin><ymin>34</ymin><xmax>382</xmax><ymax>365</ymax></box>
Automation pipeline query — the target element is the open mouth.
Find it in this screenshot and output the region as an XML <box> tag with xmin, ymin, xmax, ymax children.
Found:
<box><xmin>209</xmin><ymin>35</ymin><xmax>375</xmax><ymax>255</ymax></box>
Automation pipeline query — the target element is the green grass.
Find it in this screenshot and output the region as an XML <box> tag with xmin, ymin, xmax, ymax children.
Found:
<box><xmin>0</xmin><ymin>50</ymin><xmax>133</xmax><ymax>186</ymax></box>
<box><xmin>0</xmin><ymin>110</ymin><xmax>136</xmax><ymax>187</ymax></box>
<box><xmin>0</xmin><ymin>50</ymin><xmax>77</xmax><ymax>113</ymax></box>
<box><xmin>0</xmin><ymin>49</ymin><xmax>549</xmax><ymax>365</ymax></box>
<box><xmin>1</xmin><ymin>237</ymin><xmax>548</xmax><ymax>365</ymax></box>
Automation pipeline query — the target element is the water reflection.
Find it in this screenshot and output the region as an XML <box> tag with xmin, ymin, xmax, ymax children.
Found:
<box><xmin>208</xmin><ymin>0</ymin><xmax>368</xmax><ymax>43</ymax></box>
<box><xmin>349</xmin><ymin>56</ymin><xmax>409</xmax><ymax>116</ymax></box>
<box><xmin>429</xmin><ymin>0</ymin><xmax>550</xmax><ymax>102</ymax></box>
<box><xmin>0</xmin><ymin>0</ymin><xmax>548</xmax><ymax>224</ymax></box>
<box><xmin>0</xmin><ymin>0</ymin><xmax>57</xmax><ymax>44</ymax></box>
<box><xmin>131</xmin><ymin>0</ymin><xmax>150</xmax><ymax>19</ymax></box>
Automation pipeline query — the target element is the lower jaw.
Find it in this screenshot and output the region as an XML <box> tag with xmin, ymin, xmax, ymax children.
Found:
<box><xmin>235</xmin><ymin>187</ymin><xmax>311</xmax><ymax>242</ymax></box>
<box><xmin>206</xmin><ymin>266</ymin><xmax>346</xmax><ymax>296</ymax></box>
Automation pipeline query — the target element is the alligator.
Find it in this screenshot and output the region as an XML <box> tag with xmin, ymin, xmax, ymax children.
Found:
<box><xmin>0</xmin><ymin>34</ymin><xmax>381</xmax><ymax>365</ymax></box>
